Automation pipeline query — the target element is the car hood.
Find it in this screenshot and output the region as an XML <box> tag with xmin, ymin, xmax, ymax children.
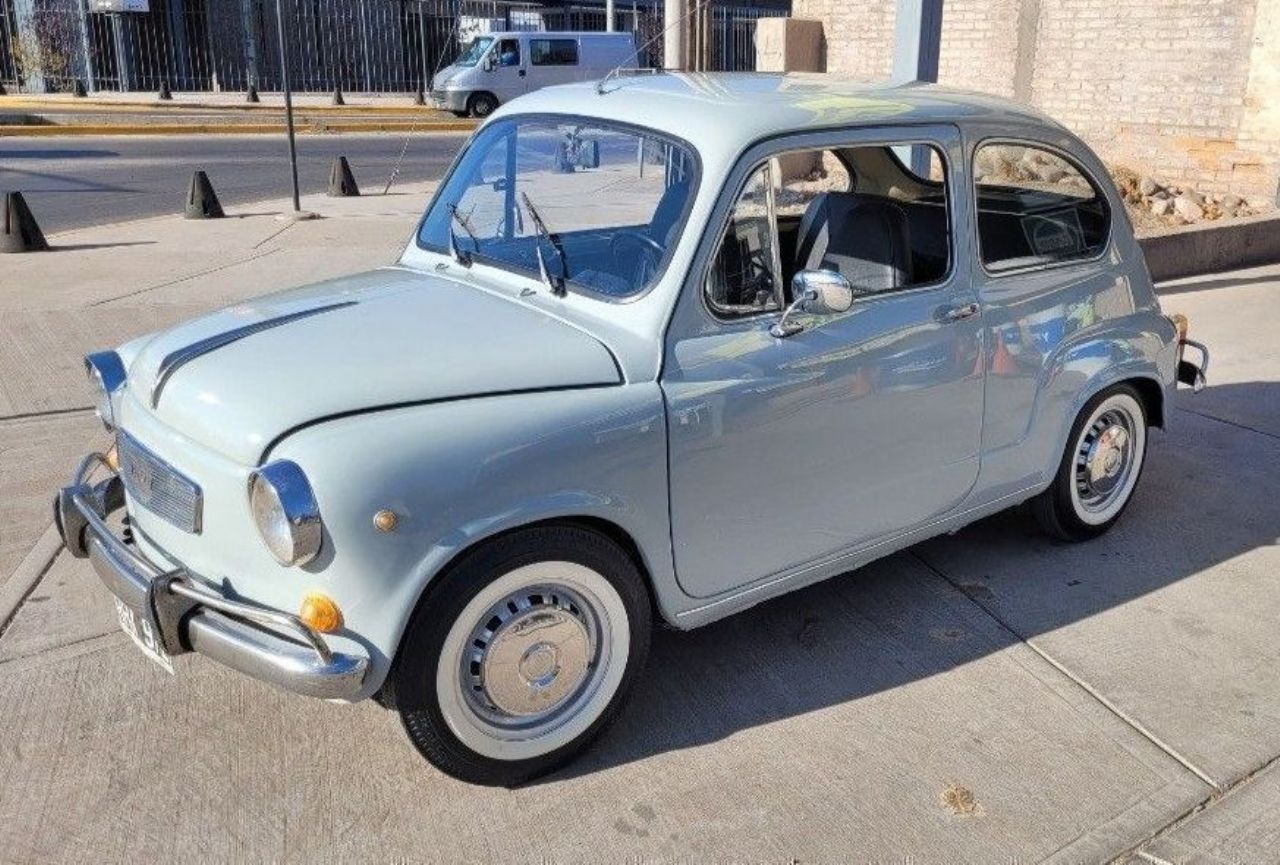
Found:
<box><xmin>123</xmin><ymin>268</ymin><xmax>621</xmax><ymax>464</ymax></box>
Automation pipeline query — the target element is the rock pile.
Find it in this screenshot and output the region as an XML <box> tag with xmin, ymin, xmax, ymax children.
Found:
<box><xmin>1111</xmin><ymin>166</ymin><xmax>1260</xmax><ymax>227</ymax></box>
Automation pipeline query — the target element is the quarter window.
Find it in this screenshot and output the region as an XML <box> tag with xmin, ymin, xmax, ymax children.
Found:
<box><xmin>973</xmin><ymin>142</ymin><xmax>1110</xmax><ymax>272</ymax></box>
<box><xmin>531</xmin><ymin>39</ymin><xmax>579</xmax><ymax>66</ymax></box>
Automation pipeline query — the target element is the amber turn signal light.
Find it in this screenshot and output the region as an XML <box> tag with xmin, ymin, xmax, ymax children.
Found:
<box><xmin>299</xmin><ymin>591</ymin><xmax>344</xmax><ymax>634</ymax></box>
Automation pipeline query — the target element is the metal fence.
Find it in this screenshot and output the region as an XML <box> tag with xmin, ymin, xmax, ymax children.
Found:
<box><xmin>0</xmin><ymin>0</ymin><xmax>787</xmax><ymax>95</ymax></box>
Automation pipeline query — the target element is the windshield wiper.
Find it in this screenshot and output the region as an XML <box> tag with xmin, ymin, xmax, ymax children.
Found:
<box><xmin>520</xmin><ymin>192</ymin><xmax>568</xmax><ymax>296</ymax></box>
<box><xmin>446</xmin><ymin>203</ymin><xmax>479</xmax><ymax>266</ymax></box>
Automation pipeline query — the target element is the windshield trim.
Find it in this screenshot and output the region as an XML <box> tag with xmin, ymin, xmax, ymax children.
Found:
<box><xmin>413</xmin><ymin>112</ymin><xmax>703</xmax><ymax>305</ymax></box>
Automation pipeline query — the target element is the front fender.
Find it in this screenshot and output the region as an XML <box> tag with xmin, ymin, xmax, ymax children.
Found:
<box><xmin>269</xmin><ymin>384</ymin><xmax>673</xmax><ymax>698</ymax></box>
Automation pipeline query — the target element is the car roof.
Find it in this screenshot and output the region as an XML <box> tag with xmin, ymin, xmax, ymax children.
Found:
<box><xmin>485</xmin><ymin>31</ymin><xmax>634</xmax><ymax>39</ymax></box>
<box><xmin>494</xmin><ymin>72</ymin><xmax>1066</xmax><ymax>164</ymax></box>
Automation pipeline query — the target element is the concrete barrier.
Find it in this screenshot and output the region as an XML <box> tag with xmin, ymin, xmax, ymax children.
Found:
<box><xmin>1139</xmin><ymin>213</ymin><xmax>1280</xmax><ymax>283</ymax></box>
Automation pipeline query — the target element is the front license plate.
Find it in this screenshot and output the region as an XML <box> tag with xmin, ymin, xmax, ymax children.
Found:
<box><xmin>114</xmin><ymin>596</ymin><xmax>174</xmax><ymax>674</ymax></box>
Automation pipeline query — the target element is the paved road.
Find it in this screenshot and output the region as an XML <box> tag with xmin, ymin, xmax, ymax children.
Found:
<box><xmin>0</xmin><ymin>132</ymin><xmax>467</xmax><ymax>234</ymax></box>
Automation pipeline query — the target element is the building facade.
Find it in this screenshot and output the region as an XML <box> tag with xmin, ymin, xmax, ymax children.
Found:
<box><xmin>794</xmin><ymin>0</ymin><xmax>1280</xmax><ymax>205</ymax></box>
<box><xmin>0</xmin><ymin>0</ymin><xmax>787</xmax><ymax>95</ymax></box>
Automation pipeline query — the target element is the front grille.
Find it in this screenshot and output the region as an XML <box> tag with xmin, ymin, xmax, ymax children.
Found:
<box><xmin>117</xmin><ymin>430</ymin><xmax>203</xmax><ymax>534</ymax></box>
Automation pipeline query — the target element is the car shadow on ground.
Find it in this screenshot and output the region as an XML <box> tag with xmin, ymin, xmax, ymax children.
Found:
<box><xmin>548</xmin><ymin>381</ymin><xmax>1279</xmax><ymax>782</ymax></box>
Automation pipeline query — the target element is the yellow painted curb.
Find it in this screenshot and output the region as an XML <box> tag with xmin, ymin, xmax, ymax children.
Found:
<box><xmin>0</xmin><ymin>120</ymin><xmax>476</xmax><ymax>137</ymax></box>
<box><xmin>0</xmin><ymin>97</ymin><xmax>448</xmax><ymax>116</ymax></box>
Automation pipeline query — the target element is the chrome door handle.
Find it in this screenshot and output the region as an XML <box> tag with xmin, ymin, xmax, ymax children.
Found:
<box><xmin>943</xmin><ymin>302</ymin><xmax>980</xmax><ymax>322</ymax></box>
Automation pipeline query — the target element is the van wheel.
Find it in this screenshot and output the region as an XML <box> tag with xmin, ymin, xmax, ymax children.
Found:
<box><xmin>388</xmin><ymin>525</ymin><xmax>651</xmax><ymax>786</ymax></box>
<box><xmin>467</xmin><ymin>92</ymin><xmax>498</xmax><ymax>118</ymax></box>
<box><xmin>1032</xmin><ymin>384</ymin><xmax>1148</xmax><ymax>541</ymax></box>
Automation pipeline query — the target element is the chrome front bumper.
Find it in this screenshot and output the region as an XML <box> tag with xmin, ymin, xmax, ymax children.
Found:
<box><xmin>55</xmin><ymin>453</ymin><xmax>368</xmax><ymax>700</ymax></box>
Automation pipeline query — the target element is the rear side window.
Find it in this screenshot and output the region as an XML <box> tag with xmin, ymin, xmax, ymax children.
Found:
<box><xmin>531</xmin><ymin>39</ymin><xmax>579</xmax><ymax>66</ymax></box>
<box><xmin>973</xmin><ymin>142</ymin><xmax>1110</xmax><ymax>273</ymax></box>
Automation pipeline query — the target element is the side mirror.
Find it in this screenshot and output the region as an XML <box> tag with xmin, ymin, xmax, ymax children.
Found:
<box><xmin>770</xmin><ymin>269</ymin><xmax>855</xmax><ymax>338</ymax></box>
<box><xmin>577</xmin><ymin>139</ymin><xmax>600</xmax><ymax>169</ymax></box>
<box><xmin>482</xmin><ymin>55</ymin><xmax>495</xmax><ymax>72</ymax></box>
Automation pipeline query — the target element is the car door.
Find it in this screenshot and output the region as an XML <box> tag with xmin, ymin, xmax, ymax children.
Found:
<box><xmin>661</xmin><ymin>125</ymin><xmax>984</xmax><ymax>599</ymax></box>
<box><xmin>485</xmin><ymin>36</ymin><xmax>528</xmax><ymax>103</ymax></box>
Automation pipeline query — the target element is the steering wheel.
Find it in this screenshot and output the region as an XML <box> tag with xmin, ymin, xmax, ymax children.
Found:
<box><xmin>611</xmin><ymin>230</ymin><xmax>665</xmax><ymax>288</ymax></box>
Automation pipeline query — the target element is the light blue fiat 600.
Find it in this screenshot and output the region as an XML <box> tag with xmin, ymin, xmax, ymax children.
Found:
<box><xmin>57</xmin><ymin>74</ymin><xmax>1208</xmax><ymax>785</ymax></box>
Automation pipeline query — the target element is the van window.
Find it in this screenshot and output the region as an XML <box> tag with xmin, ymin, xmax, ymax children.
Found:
<box><xmin>496</xmin><ymin>38</ymin><xmax>520</xmax><ymax>68</ymax></box>
<box><xmin>973</xmin><ymin>142</ymin><xmax>1110</xmax><ymax>273</ymax></box>
<box><xmin>531</xmin><ymin>39</ymin><xmax>579</xmax><ymax>66</ymax></box>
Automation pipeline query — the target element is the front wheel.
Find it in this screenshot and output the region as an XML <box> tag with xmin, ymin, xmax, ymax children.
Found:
<box><xmin>467</xmin><ymin>92</ymin><xmax>498</xmax><ymax>118</ymax></box>
<box><xmin>1032</xmin><ymin>384</ymin><xmax>1148</xmax><ymax>541</ymax></box>
<box><xmin>388</xmin><ymin>525</ymin><xmax>651</xmax><ymax>786</ymax></box>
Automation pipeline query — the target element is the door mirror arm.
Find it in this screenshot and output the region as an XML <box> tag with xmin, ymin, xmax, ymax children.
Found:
<box><xmin>770</xmin><ymin>269</ymin><xmax>856</xmax><ymax>338</ymax></box>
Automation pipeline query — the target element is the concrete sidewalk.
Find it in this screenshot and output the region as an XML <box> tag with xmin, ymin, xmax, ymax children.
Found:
<box><xmin>1</xmin><ymin>194</ymin><xmax>1278</xmax><ymax>862</ymax></box>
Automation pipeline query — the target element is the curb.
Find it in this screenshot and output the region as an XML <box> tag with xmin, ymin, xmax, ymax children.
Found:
<box><xmin>0</xmin><ymin>98</ymin><xmax>441</xmax><ymax>115</ymax></box>
<box><xmin>1139</xmin><ymin>213</ymin><xmax>1280</xmax><ymax>283</ymax></box>
<box><xmin>0</xmin><ymin>120</ymin><xmax>476</xmax><ymax>137</ymax></box>
<box><xmin>0</xmin><ymin>523</ymin><xmax>62</xmax><ymax>635</ymax></box>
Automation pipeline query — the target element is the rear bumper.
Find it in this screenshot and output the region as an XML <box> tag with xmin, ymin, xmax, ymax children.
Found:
<box><xmin>1177</xmin><ymin>338</ymin><xmax>1210</xmax><ymax>392</ymax></box>
<box><xmin>55</xmin><ymin>453</ymin><xmax>368</xmax><ymax>701</ymax></box>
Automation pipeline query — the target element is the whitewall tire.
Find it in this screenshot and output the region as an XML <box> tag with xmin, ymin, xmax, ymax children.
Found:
<box><xmin>387</xmin><ymin>525</ymin><xmax>651</xmax><ymax>786</ymax></box>
<box><xmin>1033</xmin><ymin>384</ymin><xmax>1149</xmax><ymax>541</ymax></box>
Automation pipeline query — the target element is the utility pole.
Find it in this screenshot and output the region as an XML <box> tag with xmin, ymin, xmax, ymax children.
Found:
<box><xmin>892</xmin><ymin>0</ymin><xmax>944</xmax><ymax>176</ymax></box>
<box><xmin>892</xmin><ymin>0</ymin><xmax>943</xmax><ymax>84</ymax></box>
<box><xmin>275</xmin><ymin>0</ymin><xmax>302</xmax><ymax>214</ymax></box>
<box><xmin>663</xmin><ymin>0</ymin><xmax>686</xmax><ymax>70</ymax></box>
<box><xmin>606</xmin><ymin>0</ymin><xmax>614</xmax><ymax>32</ymax></box>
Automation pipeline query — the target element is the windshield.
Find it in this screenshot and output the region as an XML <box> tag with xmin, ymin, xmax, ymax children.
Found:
<box><xmin>455</xmin><ymin>37</ymin><xmax>494</xmax><ymax>67</ymax></box>
<box><xmin>418</xmin><ymin>117</ymin><xmax>697</xmax><ymax>299</ymax></box>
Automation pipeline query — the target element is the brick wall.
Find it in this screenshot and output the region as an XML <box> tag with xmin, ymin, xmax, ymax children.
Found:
<box><xmin>790</xmin><ymin>0</ymin><xmax>1280</xmax><ymax>205</ymax></box>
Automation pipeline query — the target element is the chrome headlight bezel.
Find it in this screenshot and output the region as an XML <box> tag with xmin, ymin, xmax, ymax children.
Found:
<box><xmin>84</xmin><ymin>350</ymin><xmax>127</xmax><ymax>431</ymax></box>
<box><xmin>248</xmin><ymin>460</ymin><xmax>324</xmax><ymax>567</ymax></box>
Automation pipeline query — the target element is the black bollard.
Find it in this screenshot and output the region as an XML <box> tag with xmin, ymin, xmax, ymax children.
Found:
<box><xmin>331</xmin><ymin>87</ymin><xmax>345</xmax><ymax>107</ymax></box>
<box><xmin>1</xmin><ymin>192</ymin><xmax>50</xmax><ymax>253</ymax></box>
<box><xmin>246</xmin><ymin>84</ymin><xmax>260</xmax><ymax>104</ymax></box>
<box><xmin>327</xmin><ymin>156</ymin><xmax>360</xmax><ymax>197</ymax></box>
<box><xmin>158</xmin><ymin>81</ymin><xmax>172</xmax><ymax>100</ymax></box>
<box><xmin>184</xmin><ymin>171</ymin><xmax>225</xmax><ymax>220</ymax></box>
<box><xmin>72</xmin><ymin>79</ymin><xmax>87</xmax><ymax>98</ymax></box>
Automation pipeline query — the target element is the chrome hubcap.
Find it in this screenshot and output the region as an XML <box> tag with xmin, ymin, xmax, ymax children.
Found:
<box><xmin>1075</xmin><ymin>410</ymin><xmax>1135</xmax><ymax>512</ymax></box>
<box><xmin>462</xmin><ymin>586</ymin><xmax>598</xmax><ymax>729</ymax></box>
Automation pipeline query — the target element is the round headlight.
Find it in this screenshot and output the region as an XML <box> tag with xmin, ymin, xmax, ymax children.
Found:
<box><xmin>84</xmin><ymin>351</ymin><xmax>127</xmax><ymax>431</ymax></box>
<box><xmin>248</xmin><ymin>461</ymin><xmax>323</xmax><ymax>567</ymax></box>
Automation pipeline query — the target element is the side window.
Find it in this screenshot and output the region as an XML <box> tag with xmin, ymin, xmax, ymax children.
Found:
<box><xmin>706</xmin><ymin>164</ymin><xmax>781</xmax><ymax>318</ymax></box>
<box><xmin>531</xmin><ymin>39</ymin><xmax>579</xmax><ymax>66</ymax></box>
<box><xmin>974</xmin><ymin>142</ymin><xmax>1110</xmax><ymax>273</ymax></box>
<box><xmin>496</xmin><ymin>38</ymin><xmax>520</xmax><ymax>67</ymax></box>
<box><xmin>796</xmin><ymin>142</ymin><xmax>951</xmax><ymax>290</ymax></box>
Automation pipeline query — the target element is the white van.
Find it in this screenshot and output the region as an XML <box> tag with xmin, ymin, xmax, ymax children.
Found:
<box><xmin>430</xmin><ymin>31</ymin><xmax>639</xmax><ymax>118</ymax></box>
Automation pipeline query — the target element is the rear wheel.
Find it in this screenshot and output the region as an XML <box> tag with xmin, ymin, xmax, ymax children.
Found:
<box><xmin>1032</xmin><ymin>385</ymin><xmax>1148</xmax><ymax>541</ymax></box>
<box><xmin>388</xmin><ymin>525</ymin><xmax>651</xmax><ymax>786</ymax></box>
<box><xmin>467</xmin><ymin>92</ymin><xmax>498</xmax><ymax>118</ymax></box>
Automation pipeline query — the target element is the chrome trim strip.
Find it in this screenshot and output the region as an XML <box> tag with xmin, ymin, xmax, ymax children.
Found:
<box><xmin>675</xmin><ymin>485</ymin><xmax>1039</xmax><ymax>619</ymax></box>
<box><xmin>150</xmin><ymin>301</ymin><xmax>358</xmax><ymax>408</ymax></box>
